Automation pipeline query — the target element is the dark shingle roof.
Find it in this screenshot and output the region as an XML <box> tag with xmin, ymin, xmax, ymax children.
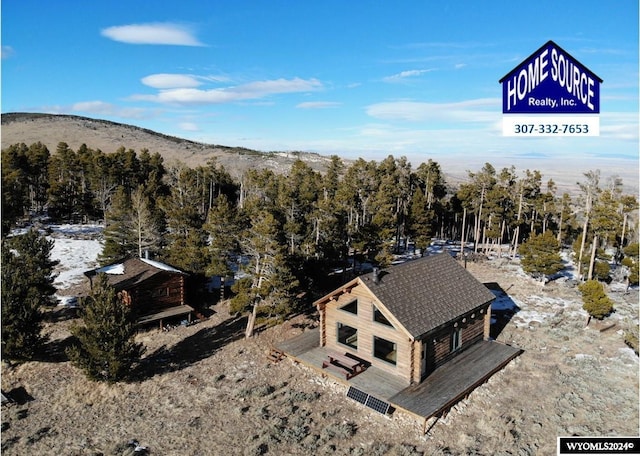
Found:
<box><xmin>359</xmin><ymin>254</ymin><xmax>495</xmax><ymax>338</ymax></box>
<box><xmin>85</xmin><ymin>258</ymin><xmax>185</xmax><ymax>291</ymax></box>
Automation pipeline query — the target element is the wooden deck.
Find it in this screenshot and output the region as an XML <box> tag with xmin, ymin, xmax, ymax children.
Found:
<box><xmin>389</xmin><ymin>340</ymin><xmax>522</xmax><ymax>418</ymax></box>
<box><xmin>276</xmin><ymin>328</ymin><xmax>320</xmax><ymax>357</ymax></box>
<box><xmin>276</xmin><ymin>329</ymin><xmax>409</xmax><ymax>399</ymax></box>
<box><xmin>137</xmin><ymin>304</ymin><xmax>194</xmax><ymax>327</ymax></box>
<box><xmin>277</xmin><ymin>329</ymin><xmax>522</xmax><ymax>421</ymax></box>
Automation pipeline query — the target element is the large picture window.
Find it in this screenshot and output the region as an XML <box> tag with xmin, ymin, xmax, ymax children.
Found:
<box><xmin>373</xmin><ymin>305</ymin><xmax>393</xmax><ymax>327</ymax></box>
<box><xmin>339</xmin><ymin>299</ymin><xmax>358</xmax><ymax>315</ymax></box>
<box><xmin>373</xmin><ymin>336</ymin><xmax>397</xmax><ymax>365</ymax></box>
<box><xmin>337</xmin><ymin>323</ymin><xmax>358</xmax><ymax>349</ymax></box>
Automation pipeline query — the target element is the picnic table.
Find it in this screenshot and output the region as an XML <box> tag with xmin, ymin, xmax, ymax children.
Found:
<box><xmin>322</xmin><ymin>351</ymin><xmax>366</xmax><ymax>379</ymax></box>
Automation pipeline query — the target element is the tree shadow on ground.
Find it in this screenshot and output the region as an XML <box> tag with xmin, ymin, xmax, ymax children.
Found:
<box><xmin>33</xmin><ymin>336</ymin><xmax>75</xmax><ymax>363</ymax></box>
<box><xmin>133</xmin><ymin>315</ymin><xmax>247</xmax><ymax>380</ymax></box>
<box><xmin>3</xmin><ymin>386</ymin><xmax>35</xmax><ymax>405</ymax></box>
<box><xmin>43</xmin><ymin>306</ymin><xmax>79</xmax><ymax>323</ymax></box>
<box><xmin>485</xmin><ymin>282</ymin><xmax>521</xmax><ymax>339</ymax></box>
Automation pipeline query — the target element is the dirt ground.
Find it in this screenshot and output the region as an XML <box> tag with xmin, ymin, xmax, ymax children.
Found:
<box><xmin>2</xmin><ymin>259</ymin><xmax>638</xmax><ymax>455</ymax></box>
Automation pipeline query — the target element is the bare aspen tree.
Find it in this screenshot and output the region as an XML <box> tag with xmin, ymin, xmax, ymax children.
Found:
<box><xmin>576</xmin><ymin>170</ymin><xmax>601</xmax><ymax>280</ymax></box>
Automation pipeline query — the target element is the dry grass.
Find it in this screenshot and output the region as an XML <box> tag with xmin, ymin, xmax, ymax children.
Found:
<box><xmin>2</xmin><ymin>261</ymin><xmax>638</xmax><ymax>455</ymax></box>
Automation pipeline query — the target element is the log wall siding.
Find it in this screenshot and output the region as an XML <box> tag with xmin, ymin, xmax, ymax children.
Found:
<box><xmin>131</xmin><ymin>273</ymin><xmax>186</xmax><ymax>316</ymax></box>
<box><xmin>423</xmin><ymin>308</ymin><xmax>487</xmax><ymax>376</ymax></box>
<box><xmin>321</xmin><ymin>284</ymin><xmax>413</xmax><ymax>383</ymax></box>
<box><xmin>318</xmin><ymin>282</ymin><xmax>493</xmax><ymax>384</ymax></box>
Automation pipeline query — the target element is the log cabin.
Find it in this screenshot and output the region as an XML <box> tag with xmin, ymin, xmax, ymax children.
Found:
<box><xmin>84</xmin><ymin>257</ymin><xmax>194</xmax><ymax>328</ymax></box>
<box><xmin>315</xmin><ymin>253</ymin><xmax>495</xmax><ymax>385</ymax></box>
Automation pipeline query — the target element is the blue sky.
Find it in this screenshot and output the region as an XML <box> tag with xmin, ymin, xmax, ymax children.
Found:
<box><xmin>2</xmin><ymin>1</ymin><xmax>638</xmax><ymax>185</ymax></box>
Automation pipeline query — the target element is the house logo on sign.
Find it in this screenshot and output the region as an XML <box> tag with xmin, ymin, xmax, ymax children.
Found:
<box><xmin>500</xmin><ymin>40</ymin><xmax>602</xmax><ymax>136</ymax></box>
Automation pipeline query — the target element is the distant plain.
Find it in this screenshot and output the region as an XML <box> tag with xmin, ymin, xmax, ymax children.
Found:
<box><xmin>2</xmin><ymin>113</ymin><xmax>637</xmax><ymax>195</ymax></box>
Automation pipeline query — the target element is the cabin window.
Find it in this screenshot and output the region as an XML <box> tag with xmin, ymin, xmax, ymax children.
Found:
<box><xmin>337</xmin><ymin>323</ymin><xmax>358</xmax><ymax>349</ymax></box>
<box><xmin>451</xmin><ymin>327</ymin><xmax>462</xmax><ymax>352</ymax></box>
<box><xmin>373</xmin><ymin>336</ymin><xmax>397</xmax><ymax>365</ymax></box>
<box><xmin>151</xmin><ymin>287</ymin><xmax>169</xmax><ymax>298</ymax></box>
<box><xmin>373</xmin><ymin>305</ymin><xmax>393</xmax><ymax>327</ymax></box>
<box><xmin>339</xmin><ymin>299</ymin><xmax>358</xmax><ymax>315</ymax></box>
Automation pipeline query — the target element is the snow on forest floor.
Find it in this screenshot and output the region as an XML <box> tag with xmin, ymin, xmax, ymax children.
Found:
<box><xmin>2</xmin><ymin>225</ymin><xmax>638</xmax><ymax>455</ymax></box>
<box><xmin>48</xmin><ymin>224</ymin><xmax>103</xmax><ymax>296</ymax></box>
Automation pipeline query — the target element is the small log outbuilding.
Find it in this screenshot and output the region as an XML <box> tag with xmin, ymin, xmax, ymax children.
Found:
<box><xmin>84</xmin><ymin>257</ymin><xmax>193</xmax><ymax>328</ymax></box>
<box><xmin>315</xmin><ymin>253</ymin><xmax>495</xmax><ymax>385</ymax></box>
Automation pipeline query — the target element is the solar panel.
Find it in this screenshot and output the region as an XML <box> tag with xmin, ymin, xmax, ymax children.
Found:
<box><xmin>365</xmin><ymin>395</ymin><xmax>390</xmax><ymax>415</ymax></box>
<box><xmin>346</xmin><ymin>386</ymin><xmax>368</xmax><ymax>404</ymax></box>
<box><xmin>346</xmin><ymin>387</ymin><xmax>391</xmax><ymax>415</ymax></box>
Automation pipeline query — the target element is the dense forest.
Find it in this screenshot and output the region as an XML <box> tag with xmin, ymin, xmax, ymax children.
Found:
<box><xmin>2</xmin><ymin>141</ymin><xmax>638</xmax><ymax>320</ymax></box>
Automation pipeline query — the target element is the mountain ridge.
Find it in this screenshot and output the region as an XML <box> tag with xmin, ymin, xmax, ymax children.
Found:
<box><xmin>1</xmin><ymin>112</ymin><xmax>336</xmax><ymax>175</ymax></box>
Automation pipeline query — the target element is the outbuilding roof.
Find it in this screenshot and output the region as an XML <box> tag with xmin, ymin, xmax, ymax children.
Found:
<box><xmin>84</xmin><ymin>257</ymin><xmax>186</xmax><ymax>291</ymax></box>
<box><xmin>358</xmin><ymin>254</ymin><xmax>495</xmax><ymax>338</ymax></box>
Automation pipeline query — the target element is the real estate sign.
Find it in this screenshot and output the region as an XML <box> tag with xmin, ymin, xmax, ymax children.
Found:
<box><xmin>500</xmin><ymin>40</ymin><xmax>602</xmax><ymax>136</ymax></box>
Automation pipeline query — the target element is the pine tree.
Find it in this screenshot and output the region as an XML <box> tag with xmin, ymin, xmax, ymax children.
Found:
<box><xmin>518</xmin><ymin>231</ymin><xmax>564</xmax><ymax>281</ymax></box>
<box><xmin>621</xmin><ymin>243</ymin><xmax>639</xmax><ymax>287</ymax></box>
<box><xmin>160</xmin><ymin>164</ymin><xmax>208</xmax><ymax>273</ymax></box>
<box><xmin>578</xmin><ymin>279</ymin><xmax>614</xmax><ymax>320</ymax></box>
<box><xmin>204</xmin><ymin>193</ymin><xmax>238</xmax><ymax>279</ymax></box>
<box><xmin>457</xmin><ymin>163</ymin><xmax>498</xmax><ymax>253</ymax></box>
<box><xmin>25</xmin><ymin>142</ymin><xmax>51</xmax><ymax>214</ymax></box>
<box><xmin>238</xmin><ymin>210</ymin><xmax>299</xmax><ymax>337</ymax></box>
<box><xmin>407</xmin><ymin>186</ymin><xmax>433</xmax><ymax>252</ymax></box>
<box><xmin>1</xmin><ymin>229</ymin><xmax>58</xmax><ymax>360</ymax></box>
<box><xmin>268</xmin><ymin>251</ymin><xmax>301</xmax><ymax>317</ymax></box>
<box><xmin>1</xmin><ymin>143</ymin><xmax>30</xmax><ymax>234</ymax></box>
<box><xmin>48</xmin><ymin>142</ymin><xmax>83</xmax><ymax>221</ymax></box>
<box><xmin>67</xmin><ymin>274</ymin><xmax>145</xmax><ymax>382</ymax></box>
<box><xmin>99</xmin><ymin>186</ymin><xmax>136</xmax><ymax>265</ymax></box>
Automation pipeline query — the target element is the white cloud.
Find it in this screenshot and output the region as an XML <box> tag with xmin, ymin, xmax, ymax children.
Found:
<box><xmin>600</xmin><ymin>111</ymin><xmax>639</xmax><ymax>141</ymax></box>
<box><xmin>133</xmin><ymin>77</ymin><xmax>322</xmax><ymax>105</ymax></box>
<box><xmin>382</xmin><ymin>69</ymin><xmax>434</xmax><ymax>83</ymax></box>
<box><xmin>366</xmin><ymin>98</ymin><xmax>500</xmax><ymax>123</ymax></box>
<box><xmin>71</xmin><ymin>101</ymin><xmax>114</xmax><ymax>113</ymax></box>
<box><xmin>296</xmin><ymin>101</ymin><xmax>341</xmax><ymax>109</ymax></box>
<box><xmin>101</xmin><ymin>23</ymin><xmax>204</xmax><ymax>46</ymax></box>
<box><xmin>59</xmin><ymin>100</ymin><xmax>150</xmax><ymax>119</ymax></box>
<box><xmin>179</xmin><ymin>122</ymin><xmax>200</xmax><ymax>132</ymax></box>
<box><xmin>142</xmin><ymin>74</ymin><xmax>203</xmax><ymax>89</ymax></box>
<box><xmin>2</xmin><ymin>45</ymin><xmax>15</xmax><ymax>59</ymax></box>
<box><xmin>237</xmin><ymin>78</ymin><xmax>322</xmax><ymax>96</ymax></box>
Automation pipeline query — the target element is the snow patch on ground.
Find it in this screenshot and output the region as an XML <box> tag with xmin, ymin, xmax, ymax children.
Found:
<box><xmin>574</xmin><ymin>353</ymin><xmax>594</xmax><ymax>360</ymax></box>
<box><xmin>47</xmin><ymin>224</ymin><xmax>103</xmax><ymax>292</ymax></box>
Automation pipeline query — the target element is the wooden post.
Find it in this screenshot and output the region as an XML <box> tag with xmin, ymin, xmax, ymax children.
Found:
<box><xmin>483</xmin><ymin>304</ymin><xmax>492</xmax><ymax>339</ymax></box>
<box><xmin>319</xmin><ymin>307</ymin><xmax>326</xmax><ymax>346</ymax></box>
